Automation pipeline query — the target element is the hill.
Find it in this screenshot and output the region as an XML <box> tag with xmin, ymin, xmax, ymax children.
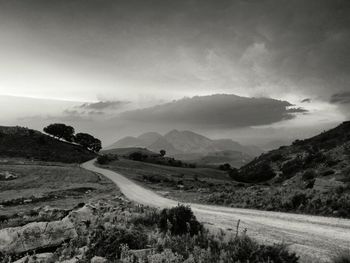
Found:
<box><xmin>0</xmin><ymin>126</ymin><xmax>96</xmax><ymax>163</ymax></box>
<box><xmin>106</xmin><ymin>129</ymin><xmax>263</xmax><ymax>166</ymax></box>
<box><xmin>236</xmin><ymin>121</ymin><xmax>350</xmax><ymax>185</ymax></box>
<box><xmin>102</xmin><ymin>147</ymin><xmax>160</xmax><ymax>157</ymax></box>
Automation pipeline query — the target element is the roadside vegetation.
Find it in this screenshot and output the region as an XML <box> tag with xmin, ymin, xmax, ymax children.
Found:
<box><xmin>0</xmin><ymin>199</ymin><xmax>299</xmax><ymax>263</ymax></box>
<box><xmin>100</xmin><ymin>157</ymin><xmax>350</xmax><ymax>218</ymax></box>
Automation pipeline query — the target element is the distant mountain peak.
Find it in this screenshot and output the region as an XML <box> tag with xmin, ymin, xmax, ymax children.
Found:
<box><xmin>107</xmin><ymin>129</ymin><xmax>262</xmax><ymax>158</ymax></box>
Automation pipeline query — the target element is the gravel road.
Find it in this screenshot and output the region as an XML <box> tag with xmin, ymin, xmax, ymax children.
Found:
<box><xmin>82</xmin><ymin>159</ymin><xmax>350</xmax><ymax>262</ymax></box>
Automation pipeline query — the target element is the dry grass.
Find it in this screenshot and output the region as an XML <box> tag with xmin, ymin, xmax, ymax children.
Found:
<box><xmin>0</xmin><ymin>159</ymin><xmax>117</xmax><ymax>221</ymax></box>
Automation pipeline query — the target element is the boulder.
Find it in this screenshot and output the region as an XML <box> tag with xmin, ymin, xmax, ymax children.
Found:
<box><xmin>13</xmin><ymin>253</ymin><xmax>54</xmax><ymax>263</ymax></box>
<box><xmin>65</xmin><ymin>204</ymin><xmax>98</xmax><ymax>234</ymax></box>
<box><xmin>0</xmin><ymin>217</ymin><xmax>77</xmax><ymax>254</ymax></box>
<box><xmin>130</xmin><ymin>248</ymin><xmax>154</xmax><ymax>261</ymax></box>
<box><xmin>35</xmin><ymin>205</ymin><xmax>69</xmax><ymax>221</ymax></box>
<box><xmin>0</xmin><ymin>171</ymin><xmax>17</xmax><ymax>180</ymax></box>
<box><xmin>91</xmin><ymin>256</ymin><xmax>108</xmax><ymax>263</ymax></box>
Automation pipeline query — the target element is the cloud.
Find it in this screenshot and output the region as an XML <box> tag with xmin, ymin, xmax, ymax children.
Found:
<box><xmin>120</xmin><ymin>94</ymin><xmax>307</xmax><ymax>129</ymax></box>
<box><xmin>330</xmin><ymin>92</ymin><xmax>350</xmax><ymax>104</ymax></box>
<box><xmin>301</xmin><ymin>98</ymin><xmax>311</xmax><ymax>103</ymax></box>
<box><xmin>329</xmin><ymin>92</ymin><xmax>350</xmax><ymax>118</ymax></box>
<box><xmin>286</xmin><ymin>107</ymin><xmax>308</xmax><ymax>114</ymax></box>
<box><xmin>78</xmin><ymin>100</ymin><xmax>129</xmax><ymax>110</ymax></box>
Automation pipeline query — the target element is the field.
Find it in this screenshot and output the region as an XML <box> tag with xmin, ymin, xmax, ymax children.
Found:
<box><xmin>97</xmin><ymin>158</ymin><xmax>234</xmax><ymax>202</ymax></box>
<box><xmin>0</xmin><ymin>158</ymin><xmax>117</xmax><ymax>226</ymax></box>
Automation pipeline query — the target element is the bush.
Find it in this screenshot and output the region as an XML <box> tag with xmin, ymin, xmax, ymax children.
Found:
<box><xmin>158</xmin><ymin>205</ymin><xmax>203</xmax><ymax>236</ymax></box>
<box><xmin>333</xmin><ymin>251</ymin><xmax>350</xmax><ymax>263</ymax></box>
<box><xmin>97</xmin><ymin>154</ymin><xmax>118</xmax><ymax>165</ymax></box>
<box><xmin>282</xmin><ymin>158</ymin><xmax>303</xmax><ymax>177</ymax></box>
<box><xmin>86</xmin><ymin>225</ymin><xmax>148</xmax><ymax>260</ymax></box>
<box><xmin>302</xmin><ymin>169</ymin><xmax>316</xmax><ymax>181</ymax></box>
<box><xmin>129</xmin><ymin>151</ymin><xmax>145</xmax><ymax>161</ymax></box>
<box><xmin>219</xmin><ymin>163</ymin><xmax>231</xmax><ymax>171</ymax></box>
<box><xmin>237</xmin><ymin>163</ymin><xmax>276</xmax><ymax>183</ymax></box>
<box><xmin>97</xmin><ymin>155</ymin><xmax>109</xmax><ymax>164</ymax></box>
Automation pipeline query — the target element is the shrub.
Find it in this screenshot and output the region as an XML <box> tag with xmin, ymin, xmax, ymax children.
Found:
<box><xmin>86</xmin><ymin>225</ymin><xmax>148</xmax><ymax>260</ymax></box>
<box><xmin>282</xmin><ymin>158</ymin><xmax>303</xmax><ymax>177</ymax></box>
<box><xmin>219</xmin><ymin>163</ymin><xmax>231</xmax><ymax>171</ymax></box>
<box><xmin>302</xmin><ymin>169</ymin><xmax>316</xmax><ymax>181</ymax></box>
<box><xmin>158</xmin><ymin>205</ymin><xmax>203</xmax><ymax>236</ymax></box>
<box><xmin>238</xmin><ymin>163</ymin><xmax>276</xmax><ymax>183</ymax></box>
<box><xmin>333</xmin><ymin>251</ymin><xmax>350</xmax><ymax>263</ymax></box>
<box><xmin>97</xmin><ymin>155</ymin><xmax>109</xmax><ymax>164</ymax></box>
<box><xmin>97</xmin><ymin>154</ymin><xmax>118</xmax><ymax>164</ymax></box>
<box><xmin>129</xmin><ymin>151</ymin><xmax>144</xmax><ymax>161</ymax></box>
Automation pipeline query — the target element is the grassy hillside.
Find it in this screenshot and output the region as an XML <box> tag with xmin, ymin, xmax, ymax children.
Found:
<box><xmin>203</xmin><ymin>121</ymin><xmax>350</xmax><ymax>218</ymax></box>
<box><xmin>0</xmin><ymin>159</ymin><xmax>116</xmax><ymax>225</ymax></box>
<box><xmin>0</xmin><ymin>126</ymin><xmax>96</xmax><ymax>163</ymax></box>
<box><xmin>102</xmin><ymin>147</ymin><xmax>160</xmax><ymax>157</ymax></box>
<box><xmin>236</xmin><ymin>121</ymin><xmax>350</xmax><ymax>184</ymax></box>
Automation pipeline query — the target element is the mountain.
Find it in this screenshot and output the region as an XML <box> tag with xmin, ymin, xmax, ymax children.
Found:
<box><xmin>137</xmin><ymin>132</ymin><xmax>162</xmax><ymax>146</ymax></box>
<box><xmin>0</xmin><ymin>126</ymin><xmax>95</xmax><ymax>163</ymax></box>
<box><xmin>107</xmin><ymin>129</ymin><xmax>263</xmax><ymax>166</ymax></box>
<box><xmin>105</xmin><ymin>132</ymin><xmax>162</xmax><ymax>150</ymax></box>
<box><xmin>163</xmin><ymin>130</ymin><xmax>214</xmax><ymax>154</ymax></box>
<box><xmin>236</xmin><ymin>121</ymin><xmax>350</xmax><ymax>184</ymax></box>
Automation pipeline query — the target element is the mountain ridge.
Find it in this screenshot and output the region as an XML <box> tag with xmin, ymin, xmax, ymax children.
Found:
<box><xmin>105</xmin><ymin>129</ymin><xmax>263</xmax><ymax>167</ymax></box>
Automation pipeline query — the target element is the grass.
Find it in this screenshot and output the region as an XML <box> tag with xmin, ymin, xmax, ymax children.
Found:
<box><xmin>98</xmin><ymin>158</ymin><xmax>232</xmax><ymax>202</ymax></box>
<box><xmin>0</xmin><ymin>159</ymin><xmax>117</xmax><ymax>225</ymax></box>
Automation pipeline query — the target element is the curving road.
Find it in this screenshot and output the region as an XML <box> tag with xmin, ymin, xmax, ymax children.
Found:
<box><xmin>82</xmin><ymin>159</ymin><xmax>350</xmax><ymax>263</ymax></box>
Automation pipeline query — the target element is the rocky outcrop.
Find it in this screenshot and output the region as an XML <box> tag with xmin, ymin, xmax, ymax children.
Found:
<box><xmin>0</xmin><ymin>204</ymin><xmax>108</xmax><ymax>256</ymax></box>
<box><xmin>91</xmin><ymin>256</ymin><xmax>108</xmax><ymax>263</ymax></box>
<box><xmin>0</xmin><ymin>217</ymin><xmax>77</xmax><ymax>254</ymax></box>
<box><xmin>13</xmin><ymin>252</ymin><xmax>54</xmax><ymax>263</ymax></box>
<box><xmin>0</xmin><ymin>171</ymin><xmax>17</xmax><ymax>180</ymax></box>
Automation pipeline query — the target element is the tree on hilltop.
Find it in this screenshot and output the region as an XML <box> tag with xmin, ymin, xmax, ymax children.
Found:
<box><xmin>75</xmin><ymin>133</ymin><xmax>102</xmax><ymax>152</ymax></box>
<box><xmin>43</xmin><ymin>123</ymin><xmax>75</xmax><ymax>142</ymax></box>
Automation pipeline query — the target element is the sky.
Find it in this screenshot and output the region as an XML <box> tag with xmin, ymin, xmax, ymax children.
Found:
<box><xmin>0</xmin><ymin>0</ymin><xmax>349</xmax><ymax>147</ymax></box>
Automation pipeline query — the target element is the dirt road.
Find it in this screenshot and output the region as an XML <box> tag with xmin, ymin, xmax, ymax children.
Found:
<box><xmin>82</xmin><ymin>159</ymin><xmax>350</xmax><ymax>262</ymax></box>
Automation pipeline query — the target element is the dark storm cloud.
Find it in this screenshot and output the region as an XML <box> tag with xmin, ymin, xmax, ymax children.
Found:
<box><xmin>330</xmin><ymin>92</ymin><xmax>350</xmax><ymax>104</ymax></box>
<box><xmin>120</xmin><ymin>94</ymin><xmax>307</xmax><ymax>129</ymax></box>
<box><xmin>78</xmin><ymin>101</ymin><xmax>129</xmax><ymax>110</ymax></box>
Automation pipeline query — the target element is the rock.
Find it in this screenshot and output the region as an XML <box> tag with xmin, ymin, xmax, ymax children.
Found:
<box><xmin>91</xmin><ymin>256</ymin><xmax>108</xmax><ymax>263</ymax></box>
<box><xmin>313</xmin><ymin>178</ymin><xmax>345</xmax><ymax>191</ymax></box>
<box><xmin>13</xmin><ymin>252</ymin><xmax>54</xmax><ymax>263</ymax></box>
<box><xmin>65</xmin><ymin>204</ymin><xmax>98</xmax><ymax>234</ymax></box>
<box><xmin>35</xmin><ymin>205</ymin><xmax>69</xmax><ymax>221</ymax></box>
<box><xmin>0</xmin><ymin>171</ymin><xmax>17</xmax><ymax>180</ymax></box>
<box><xmin>0</xmin><ymin>217</ymin><xmax>77</xmax><ymax>254</ymax></box>
<box><xmin>130</xmin><ymin>248</ymin><xmax>154</xmax><ymax>261</ymax></box>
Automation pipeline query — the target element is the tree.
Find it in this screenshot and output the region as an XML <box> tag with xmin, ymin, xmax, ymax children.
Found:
<box><xmin>160</xmin><ymin>149</ymin><xmax>166</xmax><ymax>157</ymax></box>
<box><xmin>129</xmin><ymin>151</ymin><xmax>144</xmax><ymax>161</ymax></box>
<box><xmin>219</xmin><ymin>163</ymin><xmax>231</xmax><ymax>171</ymax></box>
<box><xmin>43</xmin><ymin>123</ymin><xmax>75</xmax><ymax>142</ymax></box>
<box><xmin>75</xmin><ymin>132</ymin><xmax>102</xmax><ymax>152</ymax></box>
<box><xmin>229</xmin><ymin>168</ymin><xmax>240</xmax><ymax>180</ymax></box>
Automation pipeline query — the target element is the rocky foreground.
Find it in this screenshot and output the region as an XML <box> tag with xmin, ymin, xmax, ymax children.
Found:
<box><xmin>0</xmin><ymin>194</ymin><xmax>299</xmax><ymax>263</ymax></box>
